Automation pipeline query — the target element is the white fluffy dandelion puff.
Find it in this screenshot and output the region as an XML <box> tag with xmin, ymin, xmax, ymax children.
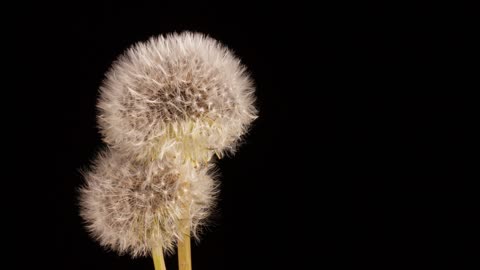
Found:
<box><xmin>97</xmin><ymin>32</ymin><xmax>257</xmax><ymax>161</ymax></box>
<box><xmin>80</xmin><ymin>32</ymin><xmax>257</xmax><ymax>263</ymax></box>
<box><xmin>80</xmin><ymin>150</ymin><xmax>217</xmax><ymax>257</ymax></box>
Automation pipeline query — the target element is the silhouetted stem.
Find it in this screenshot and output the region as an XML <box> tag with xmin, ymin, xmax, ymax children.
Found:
<box><xmin>152</xmin><ymin>245</ymin><xmax>167</xmax><ymax>270</ymax></box>
<box><xmin>177</xmin><ymin>218</ymin><xmax>192</xmax><ymax>270</ymax></box>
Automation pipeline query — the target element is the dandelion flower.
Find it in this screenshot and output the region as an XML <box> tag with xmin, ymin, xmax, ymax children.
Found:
<box><xmin>80</xmin><ymin>149</ymin><xmax>217</xmax><ymax>257</ymax></box>
<box><xmin>97</xmin><ymin>32</ymin><xmax>257</xmax><ymax>161</ymax></box>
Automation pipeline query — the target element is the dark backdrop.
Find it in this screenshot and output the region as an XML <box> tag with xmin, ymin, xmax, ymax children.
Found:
<box><xmin>15</xmin><ymin>2</ymin><xmax>471</xmax><ymax>270</ymax></box>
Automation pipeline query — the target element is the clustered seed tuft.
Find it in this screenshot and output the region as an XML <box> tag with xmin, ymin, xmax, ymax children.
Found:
<box><xmin>79</xmin><ymin>32</ymin><xmax>257</xmax><ymax>257</ymax></box>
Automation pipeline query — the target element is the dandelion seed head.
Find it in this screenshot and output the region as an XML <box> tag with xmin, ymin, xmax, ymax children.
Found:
<box><xmin>97</xmin><ymin>32</ymin><xmax>257</xmax><ymax>161</ymax></box>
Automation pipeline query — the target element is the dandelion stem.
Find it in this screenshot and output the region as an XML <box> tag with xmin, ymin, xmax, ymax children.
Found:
<box><xmin>152</xmin><ymin>245</ymin><xmax>167</xmax><ymax>270</ymax></box>
<box><xmin>177</xmin><ymin>217</ymin><xmax>192</xmax><ymax>270</ymax></box>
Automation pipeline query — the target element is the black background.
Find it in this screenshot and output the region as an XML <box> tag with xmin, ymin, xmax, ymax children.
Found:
<box><xmin>15</xmin><ymin>2</ymin><xmax>472</xmax><ymax>270</ymax></box>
